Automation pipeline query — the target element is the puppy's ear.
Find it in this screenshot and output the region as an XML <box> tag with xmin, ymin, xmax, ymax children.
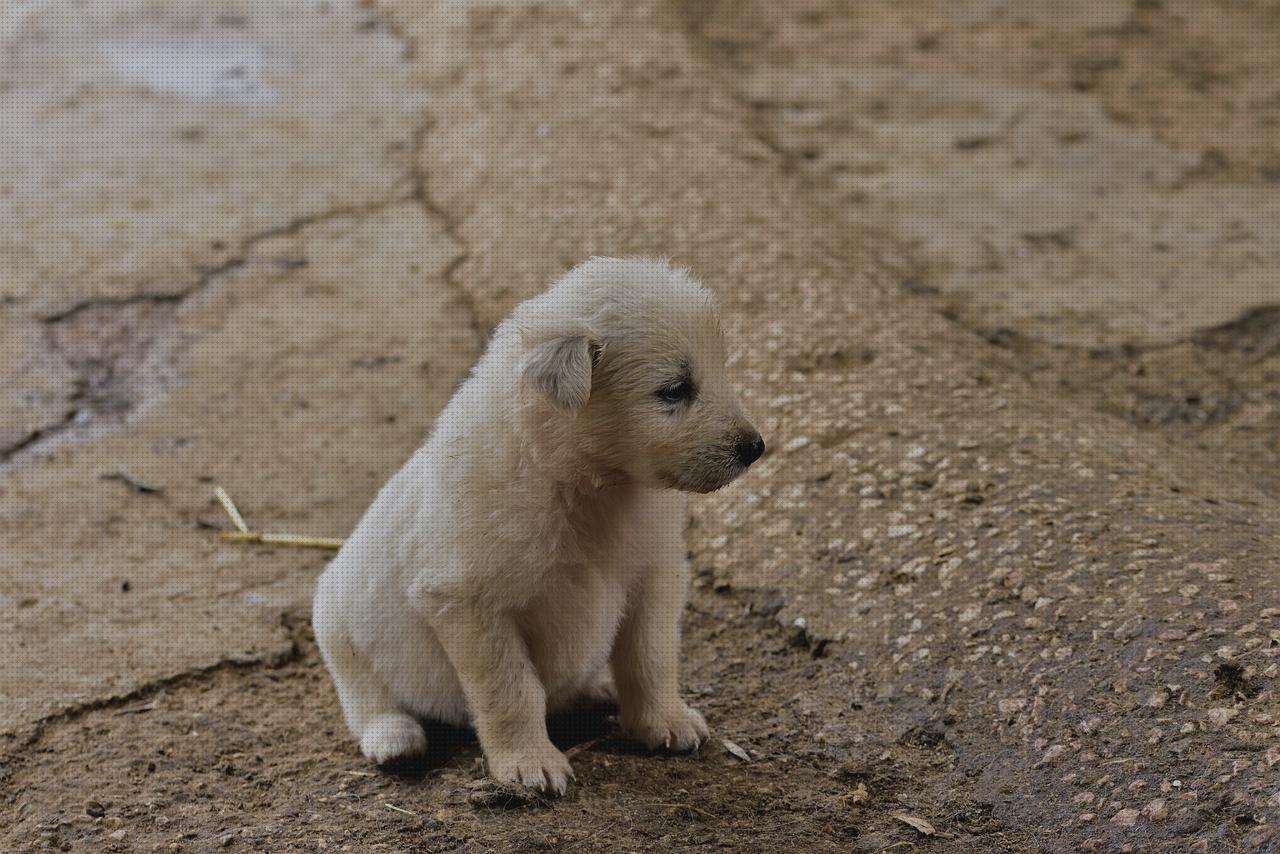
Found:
<box><xmin>523</xmin><ymin>335</ymin><xmax>598</xmax><ymax>409</ymax></box>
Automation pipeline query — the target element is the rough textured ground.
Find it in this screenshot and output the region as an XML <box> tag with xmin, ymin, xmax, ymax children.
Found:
<box><xmin>2</xmin><ymin>0</ymin><xmax>1279</xmax><ymax>851</ymax></box>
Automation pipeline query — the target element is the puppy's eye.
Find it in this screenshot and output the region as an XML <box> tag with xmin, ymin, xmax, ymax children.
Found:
<box><xmin>656</xmin><ymin>381</ymin><xmax>694</xmax><ymax>404</ymax></box>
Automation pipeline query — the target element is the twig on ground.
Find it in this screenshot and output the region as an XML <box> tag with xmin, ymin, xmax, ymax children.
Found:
<box><xmin>565</xmin><ymin>737</ymin><xmax>604</xmax><ymax>758</ymax></box>
<box><xmin>213</xmin><ymin>486</ymin><xmax>250</xmax><ymax>532</ymax></box>
<box><xmin>218</xmin><ymin>530</ymin><xmax>345</xmax><ymax>550</ymax></box>
<box><xmin>211</xmin><ymin>487</ymin><xmax>345</xmax><ymax>550</ymax></box>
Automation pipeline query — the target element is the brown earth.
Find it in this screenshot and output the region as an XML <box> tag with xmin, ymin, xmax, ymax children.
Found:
<box><xmin>2</xmin><ymin>1</ymin><xmax>1279</xmax><ymax>851</ymax></box>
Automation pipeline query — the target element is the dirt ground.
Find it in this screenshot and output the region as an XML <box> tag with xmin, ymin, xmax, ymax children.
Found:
<box><xmin>2</xmin><ymin>0</ymin><xmax>1279</xmax><ymax>851</ymax></box>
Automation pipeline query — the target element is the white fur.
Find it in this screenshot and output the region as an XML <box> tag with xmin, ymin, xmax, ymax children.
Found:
<box><xmin>313</xmin><ymin>257</ymin><xmax>760</xmax><ymax>794</ymax></box>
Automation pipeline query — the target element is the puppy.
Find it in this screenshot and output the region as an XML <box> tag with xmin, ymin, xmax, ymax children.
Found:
<box><xmin>312</xmin><ymin>257</ymin><xmax>763</xmax><ymax>794</ymax></box>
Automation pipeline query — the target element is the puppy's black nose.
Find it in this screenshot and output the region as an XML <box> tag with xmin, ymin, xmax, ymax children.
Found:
<box><xmin>736</xmin><ymin>433</ymin><xmax>765</xmax><ymax>467</ymax></box>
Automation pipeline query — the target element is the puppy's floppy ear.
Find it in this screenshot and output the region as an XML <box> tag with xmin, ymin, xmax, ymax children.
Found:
<box><xmin>522</xmin><ymin>335</ymin><xmax>599</xmax><ymax>409</ymax></box>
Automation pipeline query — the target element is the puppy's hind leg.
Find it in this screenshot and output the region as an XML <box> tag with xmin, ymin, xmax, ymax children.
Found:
<box><xmin>318</xmin><ymin>634</ymin><xmax>427</xmax><ymax>765</ymax></box>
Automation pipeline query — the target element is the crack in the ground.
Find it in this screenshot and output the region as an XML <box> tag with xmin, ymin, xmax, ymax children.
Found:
<box><xmin>362</xmin><ymin>0</ymin><xmax>418</xmax><ymax>62</ymax></box>
<box><xmin>42</xmin><ymin>196</ymin><xmax>428</xmax><ymax>327</ymax></box>
<box><xmin>1</xmin><ymin>196</ymin><xmax>424</xmax><ymax>468</ymax></box>
<box><xmin>2</xmin><ymin>611</ymin><xmax>310</xmax><ymax>759</ymax></box>
<box><xmin>354</xmin><ymin>0</ymin><xmax>487</xmax><ymax>348</ymax></box>
<box><xmin>0</xmin><ymin>409</ymin><xmax>79</xmax><ymax>465</ymax></box>
<box><xmin>408</xmin><ymin>121</ymin><xmax>486</xmax><ymax>348</ymax></box>
<box><xmin>410</xmin><ymin>144</ymin><xmax>484</xmax><ymax>339</ymax></box>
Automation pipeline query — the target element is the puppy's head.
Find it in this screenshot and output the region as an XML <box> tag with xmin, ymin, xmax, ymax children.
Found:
<box><xmin>517</xmin><ymin>257</ymin><xmax>763</xmax><ymax>493</ymax></box>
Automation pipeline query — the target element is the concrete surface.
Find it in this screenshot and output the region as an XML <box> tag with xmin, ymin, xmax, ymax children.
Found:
<box><xmin>2</xmin><ymin>0</ymin><xmax>1279</xmax><ymax>850</ymax></box>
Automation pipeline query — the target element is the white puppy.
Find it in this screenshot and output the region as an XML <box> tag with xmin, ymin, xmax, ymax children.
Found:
<box><xmin>312</xmin><ymin>257</ymin><xmax>763</xmax><ymax>794</ymax></box>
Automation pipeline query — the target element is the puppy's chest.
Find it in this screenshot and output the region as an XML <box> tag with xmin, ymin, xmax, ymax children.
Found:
<box><xmin>519</xmin><ymin>565</ymin><xmax>635</xmax><ymax>681</ymax></box>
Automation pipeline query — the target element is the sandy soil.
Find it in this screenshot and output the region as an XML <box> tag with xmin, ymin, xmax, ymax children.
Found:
<box><xmin>2</xmin><ymin>1</ymin><xmax>1279</xmax><ymax>851</ymax></box>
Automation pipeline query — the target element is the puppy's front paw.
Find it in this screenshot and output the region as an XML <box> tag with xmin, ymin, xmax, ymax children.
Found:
<box><xmin>360</xmin><ymin>713</ymin><xmax>428</xmax><ymax>765</ymax></box>
<box><xmin>622</xmin><ymin>702</ymin><xmax>709</xmax><ymax>752</ymax></box>
<box><xmin>485</xmin><ymin>740</ymin><xmax>575</xmax><ymax>796</ymax></box>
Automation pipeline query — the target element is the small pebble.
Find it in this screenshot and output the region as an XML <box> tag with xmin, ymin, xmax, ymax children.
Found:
<box><xmin>1034</xmin><ymin>744</ymin><xmax>1065</xmax><ymax>767</ymax></box>
<box><xmin>1206</xmin><ymin>707</ymin><xmax>1238</xmax><ymax>726</ymax></box>
<box><xmin>1111</xmin><ymin>808</ymin><xmax>1139</xmax><ymax>827</ymax></box>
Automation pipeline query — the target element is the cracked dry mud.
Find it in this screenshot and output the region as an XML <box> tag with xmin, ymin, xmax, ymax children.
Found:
<box><xmin>2</xmin><ymin>1</ymin><xmax>1279</xmax><ymax>852</ymax></box>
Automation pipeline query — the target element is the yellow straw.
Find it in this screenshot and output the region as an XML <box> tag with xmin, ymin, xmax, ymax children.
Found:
<box><xmin>212</xmin><ymin>487</ymin><xmax>344</xmax><ymax>551</ymax></box>
<box><xmin>218</xmin><ymin>530</ymin><xmax>344</xmax><ymax>550</ymax></box>
<box><xmin>213</xmin><ymin>486</ymin><xmax>250</xmax><ymax>533</ymax></box>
